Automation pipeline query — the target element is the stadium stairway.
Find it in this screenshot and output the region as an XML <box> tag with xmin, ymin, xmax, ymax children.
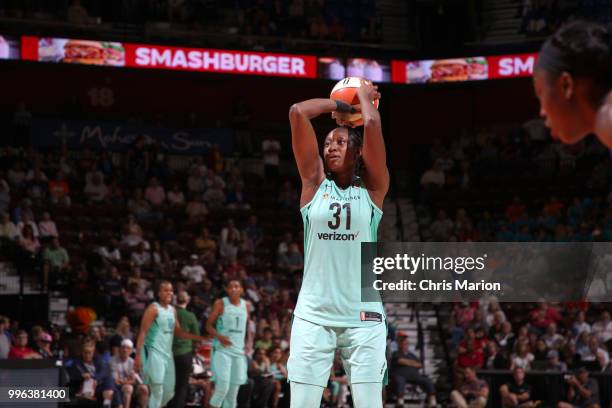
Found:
<box><xmin>397</xmin><ymin>198</ymin><xmax>420</xmax><ymax>242</ymax></box>
<box><xmin>480</xmin><ymin>0</ymin><xmax>526</xmax><ymax>44</ymax></box>
<box><xmin>384</xmin><ymin>303</ymin><xmax>451</xmax><ymax>407</ymax></box>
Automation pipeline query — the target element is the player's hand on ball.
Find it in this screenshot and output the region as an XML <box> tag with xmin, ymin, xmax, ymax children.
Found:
<box><xmin>357</xmin><ymin>80</ymin><xmax>381</xmax><ymax>102</ymax></box>
<box><xmin>333</xmin><ymin>107</ymin><xmax>361</xmax><ymax>128</ymax></box>
<box><xmin>218</xmin><ymin>334</ymin><xmax>233</xmax><ymax>347</ymax></box>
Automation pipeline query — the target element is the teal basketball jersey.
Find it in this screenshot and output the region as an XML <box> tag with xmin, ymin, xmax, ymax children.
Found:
<box><xmin>294</xmin><ymin>178</ymin><xmax>384</xmax><ymax>327</ymax></box>
<box><xmin>144</xmin><ymin>302</ymin><xmax>175</xmax><ymax>357</ymax></box>
<box><xmin>213</xmin><ymin>297</ymin><xmax>247</xmax><ymax>357</ymax></box>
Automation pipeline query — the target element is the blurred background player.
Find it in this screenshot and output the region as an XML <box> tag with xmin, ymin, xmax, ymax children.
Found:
<box><xmin>134</xmin><ymin>281</ymin><xmax>208</xmax><ymax>408</ymax></box>
<box><xmin>206</xmin><ymin>279</ymin><xmax>251</xmax><ymax>408</ymax></box>
<box><xmin>533</xmin><ymin>21</ymin><xmax>612</xmax><ymax>148</ymax></box>
<box><xmin>287</xmin><ymin>79</ymin><xmax>389</xmax><ymax>408</ymax></box>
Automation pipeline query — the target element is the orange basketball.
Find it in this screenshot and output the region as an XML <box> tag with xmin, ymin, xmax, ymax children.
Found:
<box><xmin>330</xmin><ymin>77</ymin><xmax>379</xmax><ymax>126</ymax></box>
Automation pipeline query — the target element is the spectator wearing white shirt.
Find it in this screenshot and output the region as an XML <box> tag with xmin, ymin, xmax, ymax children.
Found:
<box><xmin>17</xmin><ymin>213</ymin><xmax>39</xmax><ymax>238</ymax></box>
<box><xmin>38</xmin><ymin>212</ymin><xmax>59</xmax><ymax>240</ymax></box>
<box><xmin>420</xmin><ymin>162</ymin><xmax>445</xmax><ymax>188</ymax></box>
<box><xmin>262</xmin><ymin>135</ymin><xmax>281</xmax><ymax>181</ymax></box>
<box><xmin>181</xmin><ymin>255</ymin><xmax>206</xmax><ymax>283</ymax></box>
<box><xmin>573</xmin><ymin>311</ymin><xmax>592</xmax><ymax>338</ymax></box>
<box><xmin>84</xmin><ymin>173</ymin><xmax>108</xmax><ymax>203</ymax></box>
<box><xmin>98</xmin><ymin>238</ymin><xmax>122</xmax><ymax>264</ymax></box>
<box><xmin>580</xmin><ymin>336</ymin><xmax>610</xmax><ymax>370</ymax></box>
<box><xmin>592</xmin><ymin>311</ymin><xmax>612</xmax><ymax>346</ymax></box>
<box><xmin>144</xmin><ymin>177</ymin><xmax>166</xmax><ymax>208</ymax></box>
<box><xmin>130</xmin><ymin>242</ymin><xmax>151</xmax><ymax>267</ymax></box>
<box><xmin>0</xmin><ymin>212</ymin><xmax>20</xmax><ymax>240</ymax></box>
<box><xmin>543</xmin><ymin>323</ymin><xmax>565</xmax><ymax>350</ymax></box>
<box><xmin>111</xmin><ymin>339</ymin><xmax>148</xmax><ymax>408</ymax></box>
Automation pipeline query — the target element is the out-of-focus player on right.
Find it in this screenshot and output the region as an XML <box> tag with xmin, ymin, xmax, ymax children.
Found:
<box><xmin>533</xmin><ymin>21</ymin><xmax>612</xmax><ymax>147</ymax></box>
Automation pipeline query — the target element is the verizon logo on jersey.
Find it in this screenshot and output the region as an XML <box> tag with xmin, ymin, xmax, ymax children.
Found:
<box><xmin>317</xmin><ymin>231</ymin><xmax>359</xmax><ymax>241</ymax></box>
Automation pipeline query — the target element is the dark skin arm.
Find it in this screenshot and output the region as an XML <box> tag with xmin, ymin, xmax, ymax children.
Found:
<box><xmin>289</xmin><ymin>99</ymin><xmax>336</xmax><ymax>207</ymax></box>
<box><xmin>356</xmin><ymin>81</ymin><xmax>389</xmax><ymax>209</ymax></box>
<box><xmin>134</xmin><ymin>303</ymin><xmax>157</xmax><ymax>373</ymax></box>
<box><xmin>205</xmin><ymin>299</ymin><xmax>232</xmax><ymax>347</ymax></box>
<box><xmin>174</xmin><ymin>308</ymin><xmax>208</xmax><ymax>341</ymax></box>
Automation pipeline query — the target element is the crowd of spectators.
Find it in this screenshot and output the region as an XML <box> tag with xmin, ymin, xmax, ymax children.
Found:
<box><xmin>0</xmin><ymin>131</ymin><xmax>311</xmax><ymax>407</ymax></box>
<box><xmin>517</xmin><ymin>0</ymin><xmax>612</xmax><ymax>37</ymax></box>
<box><xmin>0</xmin><ymin>0</ymin><xmax>382</xmax><ymax>44</ymax></box>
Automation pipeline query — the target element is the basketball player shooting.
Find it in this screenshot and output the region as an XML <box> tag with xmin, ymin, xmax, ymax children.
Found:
<box><xmin>286</xmin><ymin>79</ymin><xmax>389</xmax><ymax>408</ymax></box>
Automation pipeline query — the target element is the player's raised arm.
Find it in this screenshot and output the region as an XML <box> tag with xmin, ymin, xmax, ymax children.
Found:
<box><xmin>289</xmin><ymin>98</ymin><xmax>354</xmax><ymax>206</ymax></box>
<box><xmin>357</xmin><ymin>80</ymin><xmax>389</xmax><ymax>207</ymax></box>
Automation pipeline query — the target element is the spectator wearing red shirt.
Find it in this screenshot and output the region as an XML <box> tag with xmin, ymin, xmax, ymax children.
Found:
<box><xmin>8</xmin><ymin>330</ymin><xmax>41</xmax><ymax>359</ymax></box>
<box><xmin>457</xmin><ymin>340</ymin><xmax>484</xmax><ymax>369</ymax></box>
<box><xmin>529</xmin><ymin>300</ymin><xmax>562</xmax><ymax>333</ymax></box>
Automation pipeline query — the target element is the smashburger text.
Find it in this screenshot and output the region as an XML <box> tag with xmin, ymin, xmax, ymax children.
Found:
<box><xmin>133</xmin><ymin>46</ymin><xmax>313</xmax><ymax>77</ymax></box>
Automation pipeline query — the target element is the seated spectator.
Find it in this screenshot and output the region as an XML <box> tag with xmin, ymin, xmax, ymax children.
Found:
<box><xmin>485</xmin><ymin>341</ymin><xmax>510</xmax><ymax>369</ymax></box>
<box><xmin>104</xmin><ymin>267</ymin><xmax>125</xmax><ymax>319</ymax></box>
<box><xmin>0</xmin><ymin>211</ymin><xmax>20</xmax><ymax>240</ymax></box>
<box><xmin>124</xmin><ymin>282</ymin><xmax>148</xmax><ymax>324</ymax></box>
<box><xmin>260</xmin><ymin>270</ymin><xmax>280</xmax><ymax>294</ymax></box>
<box><xmin>248</xmin><ymin>348</ymin><xmax>274</xmax><ymax>408</ymax></box>
<box><xmin>543</xmin><ymin>322</ymin><xmax>565</xmax><ymax>350</ymax></box>
<box><xmin>128</xmin><ymin>188</ymin><xmax>162</xmax><ymax>221</ymax></box>
<box><xmin>111</xmin><ymin>339</ymin><xmax>148</xmax><ymax>408</ymax></box>
<box><xmin>580</xmin><ymin>337</ymin><xmax>609</xmax><ymax>371</ymax></box>
<box><xmin>130</xmin><ymin>242</ymin><xmax>150</xmax><ymax>267</ymax></box>
<box><xmin>98</xmin><ymin>238</ymin><xmax>122</xmax><ymax>264</ymax></box>
<box><xmin>48</xmin><ymin>171</ymin><xmax>72</xmax><ymax>206</ymax></box>
<box><xmin>529</xmin><ymin>300</ymin><xmax>562</xmax><ymax>334</ymax></box>
<box><xmin>181</xmin><ymin>254</ymin><xmax>207</xmax><ymax>283</ymax></box>
<box><xmin>8</xmin><ymin>330</ymin><xmax>41</xmax><ymax>359</ymax></box>
<box><xmin>430</xmin><ymin>210</ymin><xmax>454</xmax><ymax>241</ymax></box>
<box><xmin>278</xmin><ymin>181</ymin><xmax>298</xmax><ymax>209</ymax></box>
<box><xmin>277</xmin><ymin>243</ymin><xmax>304</xmax><ymax>272</ymax></box>
<box><xmin>203</xmin><ymin>180</ymin><xmax>226</xmax><ymax>210</ymax></box>
<box><xmin>7</xmin><ymin>161</ymin><xmax>26</xmax><ymax>188</ymax></box>
<box><xmin>573</xmin><ymin>311</ymin><xmax>592</xmax><ymax>338</ymax></box>
<box><xmin>457</xmin><ymin>339</ymin><xmax>485</xmax><ymax>370</ymax></box>
<box><xmin>43</xmin><ymin>237</ymin><xmax>70</xmax><ymax>270</ymax></box>
<box><xmin>121</xmin><ymin>214</ymin><xmax>145</xmax><ymax>248</ymax></box>
<box><xmin>34</xmin><ymin>331</ymin><xmax>55</xmax><ymax>359</ymax></box>
<box><xmin>255</xmin><ymin>328</ymin><xmax>274</xmax><ymax>351</ymax></box>
<box><xmin>226</xmin><ymin>181</ymin><xmax>250</xmax><ymax>210</ymax></box>
<box><xmin>219</xmin><ymin>227</ymin><xmax>241</xmax><ymax>261</ymax></box>
<box><xmin>19</xmin><ymin>225</ymin><xmax>40</xmax><ymax>255</ymax></box>
<box><xmin>511</xmin><ymin>342</ymin><xmax>535</xmax><ymax>371</ymax></box>
<box><xmin>67</xmin><ymin>0</ymin><xmax>90</xmax><ymax>24</ymax></box>
<box><xmin>187</xmin><ymin>167</ymin><xmax>206</xmax><ymax>196</ymax></box>
<box><xmin>194</xmin><ymin>227</ymin><xmax>217</xmax><ymax>262</ymax></box>
<box><xmin>450</xmin><ymin>367</ymin><xmax>489</xmax><ymax>408</ymax></box>
<box><xmin>591</xmin><ymin>311</ymin><xmax>612</xmax><ymax>348</ymax></box>
<box><xmin>562</xmin><ymin>342</ymin><xmax>583</xmax><ymax>371</ymax></box>
<box><xmin>17</xmin><ymin>212</ymin><xmax>39</xmax><ymax>237</ymax></box>
<box><xmin>547</xmin><ymin>349</ymin><xmax>568</xmax><ymax>372</ymax></box>
<box><xmin>68</xmin><ymin>340</ymin><xmax>119</xmax><ymax>407</ymax></box>
<box><xmin>84</xmin><ymin>173</ymin><xmax>108</xmax><ymax>203</ymax></box>
<box><xmin>167</xmin><ymin>183</ymin><xmax>185</xmax><ymax>207</ymax></box>
<box><xmin>268</xmin><ymin>346</ymin><xmax>288</xmax><ymax>408</ymax></box>
<box><xmin>13</xmin><ymin>198</ymin><xmax>34</xmax><ymax>224</ymax></box>
<box><xmin>0</xmin><ymin>317</ymin><xmax>10</xmax><ymax>358</ymax></box>
<box><xmin>0</xmin><ymin>179</ymin><xmax>9</xmax><ymax>214</ymax></box>
<box><xmin>558</xmin><ymin>367</ymin><xmax>600</xmax><ymax>408</ymax></box>
<box><xmin>390</xmin><ymin>335</ymin><xmax>437</xmax><ymax>407</ymax></box>
<box><xmin>421</xmin><ymin>161</ymin><xmax>445</xmax><ymax>193</ymax></box>
<box><xmin>500</xmin><ymin>366</ymin><xmax>537</xmax><ymax>408</ymax></box>
<box><xmin>144</xmin><ymin>177</ymin><xmax>166</xmax><ymax>208</ymax></box>
<box><xmin>38</xmin><ymin>211</ymin><xmax>59</xmax><ymax>241</ymax></box>
<box><xmin>186</xmin><ymin>196</ymin><xmax>209</xmax><ymax>225</ymax></box>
